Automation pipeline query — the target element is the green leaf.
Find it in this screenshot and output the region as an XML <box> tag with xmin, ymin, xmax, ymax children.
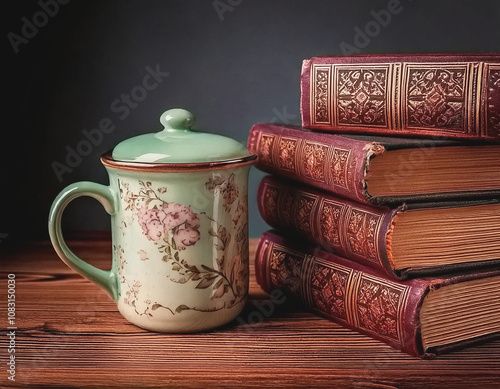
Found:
<box><xmin>213</xmin><ymin>278</ymin><xmax>224</xmax><ymax>290</ymax></box>
<box><xmin>176</xmin><ymin>277</ymin><xmax>189</xmax><ymax>284</ymax></box>
<box><xmin>212</xmin><ymin>282</ymin><xmax>226</xmax><ymax>299</ymax></box>
<box><xmin>175</xmin><ymin>304</ymin><xmax>190</xmax><ymax>313</ymax></box>
<box><xmin>217</xmin><ymin>254</ymin><xmax>225</xmax><ymax>269</ymax></box>
<box><xmin>187</xmin><ymin>264</ymin><xmax>199</xmax><ymax>273</ymax></box>
<box><xmin>171</xmin><ymin>263</ymin><xmax>182</xmax><ymax>271</ymax></box>
<box><xmin>196</xmin><ymin>275</ymin><xmax>218</xmax><ymax>289</ymax></box>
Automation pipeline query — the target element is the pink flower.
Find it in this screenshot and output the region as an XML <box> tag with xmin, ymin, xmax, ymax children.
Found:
<box><xmin>145</xmin><ymin>219</ymin><xmax>164</xmax><ymax>241</ymax></box>
<box><xmin>162</xmin><ymin>212</ymin><xmax>182</xmax><ymax>231</ymax></box>
<box><xmin>184</xmin><ymin>210</ymin><xmax>200</xmax><ymax>229</ymax></box>
<box><xmin>138</xmin><ymin>206</ymin><xmax>166</xmax><ymax>241</ymax></box>
<box><xmin>173</xmin><ymin>227</ymin><xmax>200</xmax><ymax>249</ymax></box>
<box><xmin>137</xmin><ymin>202</ymin><xmax>201</xmax><ymax>248</ymax></box>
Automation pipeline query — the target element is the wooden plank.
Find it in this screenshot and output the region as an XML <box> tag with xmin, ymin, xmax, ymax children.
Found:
<box><xmin>1</xmin><ymin>237</ymin><xmax>500</xmax><ymax>388</ymax></box>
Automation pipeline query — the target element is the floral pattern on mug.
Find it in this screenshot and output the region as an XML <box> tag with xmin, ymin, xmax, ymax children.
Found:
<box><xmin>205</xmin><ymin>173</ymin><xmax>239</xmax><ymax>212</ymax></box>
<box><xmin>137</xmin><ymin>202</ymin><xmax>201</xmax><ymax>248</ymax></box>
<box><xmin>118</xmin><ymin>176</ymin><xmax>249</xmax><ymax>318</ymax></box>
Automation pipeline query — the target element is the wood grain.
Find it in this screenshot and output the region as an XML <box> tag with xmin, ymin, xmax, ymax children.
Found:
<box><xmin>1</xmin><ymin>236</ymin><xmax>500</xmax><ymax>388</ymax></box>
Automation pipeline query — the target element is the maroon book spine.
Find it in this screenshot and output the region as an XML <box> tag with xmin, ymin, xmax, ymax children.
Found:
<box><xmin>247</xmin><ymin>122</ymin><xmax>379</xmax><ymax>205</ymax></box>
<box><xmin>301</xmin><ymin>53</ymin><xmax>500</xmax><ymax>140</ymax></box>
<box><xmin>255</xmin><ymin>230</ymin><xmax>500</xmax><ymax>358</ymax></box>
<box><xmin>257</xmin><ymin>175</ymin><xmax>500</xmax><ymax>280</ymax></box>
<box><xmin>257</xmin><ymin>174</ymin><xmax>401</xmax><ymax>279</ymax></box>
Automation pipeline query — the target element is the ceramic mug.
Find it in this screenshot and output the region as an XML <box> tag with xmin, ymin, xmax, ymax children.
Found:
<box><xmin>48</xmin><ymin>108</ymin><xmax>256</xmax><ymax>332</ymax></box>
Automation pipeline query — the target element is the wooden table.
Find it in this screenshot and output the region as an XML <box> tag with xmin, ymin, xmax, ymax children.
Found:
<box><xmin>1</xmin><ymin>235</ymin><xmax>500</xmax><ymax>388</ymax></box>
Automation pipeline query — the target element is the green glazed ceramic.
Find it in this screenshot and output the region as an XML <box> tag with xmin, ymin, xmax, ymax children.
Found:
<box><xmin>48</xmin><ymin>108</ymin><xmax>256</xmax><ymax>332</ymax></box>
<box><xmin>112</xmin><ymin>108</ymin><xmax>250</xmax><ymax>163</ymax></box>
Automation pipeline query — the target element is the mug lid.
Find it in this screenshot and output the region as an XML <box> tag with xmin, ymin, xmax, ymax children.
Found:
<box><xmin>111</xmin><ymin>108</ymin><xmax>252</xmax><ymax>164</ymax></box>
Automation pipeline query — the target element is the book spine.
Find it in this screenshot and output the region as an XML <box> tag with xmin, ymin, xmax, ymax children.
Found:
<box><xmin>257</xmin><ymin>175</ymin><xmax>401</xmax><ymax>279</ymax></box>
<box><xmin>247</xmin><ymin>123</ymin><xmax>384</xmax><ymax>204</ymax></box>
<box><xmin>255</xmin><ymin>231</ymin><xmax>427</xmax><ymax>358</ymax></box>
<box><xmin>301</xmin><ymin>55</ymin><xmax>500</xmax><ymax>140</ymax></box>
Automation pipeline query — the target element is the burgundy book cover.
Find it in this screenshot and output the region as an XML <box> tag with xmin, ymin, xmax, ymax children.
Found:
<box><xmin>255</xmin><ymin>230</ymin><xmax>500</xmax><ymax>359</ymax></box>
<box><xmin>301</xmin><ymin>53</ymin><xmax>500</xmax><ymax>140</ymax></box>
<box><xmin>247</xmin><ymin>122</ymin><xmax>500</xmax><ymax>205</ymax></box>
<box><xmin>256</xmin><ymin>174</ymin><xmax>500</xmax><ymax>280</ymax></box>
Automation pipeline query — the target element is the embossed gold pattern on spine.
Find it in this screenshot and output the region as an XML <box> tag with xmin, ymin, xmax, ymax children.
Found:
<box><xmin>255</xmin><ymin>130</ymin><xmax>353</xmax><ymax>193</ymax></box>
<box><xmin>260</xmin><ymin>179</ymin><xmax>384</xmax><ymax>266</ymax></box>
<box><xmin>310</xmin><ymin>60</ymin><xmax>500</xmax><ymax>136</ymax></box>
<box><xmin>265</xmin><ymin>242</ymin><xmax>411</xmax><ymax>347</ymax></box>
<box><xmin>485</xmin><ymin>64</ymin><xmax>500</xmax><ymax>137</ymax></box>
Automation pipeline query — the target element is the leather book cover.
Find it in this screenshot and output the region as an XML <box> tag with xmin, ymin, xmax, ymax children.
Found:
<box><xmin>257</xmin><ymin>174</ymin><xmax>401</xmax><ymax>278</ymax></box>
<box><xmin>247</xmin><ymin>122</ymin><xmax>375</xmax><ymax>205</ymax></box>
<box><xmin>301</xmin><ymin>53</ymin><xmax>500</xmax><ymax>140</ymax></box>
<box><xmin>256</xmin><ymin>175</ymin><xmax>500</xmax><ymax>280</ymax></box>
<box><xmin>300</xmin><ymin>53</ymin><xmax>500</xmax><ymax>139</ymax></box>
<box><xmin>255</xmin><ymin>230</ymin><xmax>500</xmax><ymax>359</ymax></box>
<box><xmin>247</xmin><ymin>122</ymin><xmax>500</xmax><ymax>205</ymax></box>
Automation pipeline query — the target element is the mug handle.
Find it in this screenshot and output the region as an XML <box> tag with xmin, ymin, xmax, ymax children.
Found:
<box><xmin>48</xmin><ymin>181</ymin><xmax>119</xmax><ymax>301</ymax></box>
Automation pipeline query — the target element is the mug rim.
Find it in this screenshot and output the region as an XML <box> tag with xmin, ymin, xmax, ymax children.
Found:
<box><xmin>100</xmin><ymin>151</ymin><xmax>257</xmax><ymax>172</ymax></box>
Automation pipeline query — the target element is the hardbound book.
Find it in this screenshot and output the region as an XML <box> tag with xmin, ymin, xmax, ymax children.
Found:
<box><xmin>300</xmin><ymin>53</ymin><xmax>500</xmax><ymax>140</ymax></box>
<box><xmin>247</xmin><ymin>122</ymin><xmax>500</xmax><ymax>205</ymax></box>
<box><xmin>257</xmin><ymin>175</ymin><xmax>500</xmax><ymax>280</ymax></box>
<box><xmin>255</xmin><ymin>230</ymin><xmax>500</xmax><ymax>359</ymax></box>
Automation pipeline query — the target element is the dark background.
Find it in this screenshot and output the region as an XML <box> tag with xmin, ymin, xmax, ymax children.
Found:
<box><xmin>2</xmin><ymin>0</ymin><xmax>500</xmax><ymax>245</ymax></box>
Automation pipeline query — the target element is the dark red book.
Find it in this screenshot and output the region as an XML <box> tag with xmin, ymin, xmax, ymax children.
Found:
<box><xmin>257</xmin><ymin>175</ymin><xmax>500</xmax><ymax>280</ymax></box>
<box><xmin>247</xmin><ymin>122</ymin><xmax>500</xmax><ymax>205</ymax></box>
<box><xmin>255</xmin><ymin>230</ymin><xmax>500</xmax><ymax>359</ymax></box>
<box><xmin>301</xmin><ymin>53</ymin><xmax>500</xmax><ymax>140</ymax></box>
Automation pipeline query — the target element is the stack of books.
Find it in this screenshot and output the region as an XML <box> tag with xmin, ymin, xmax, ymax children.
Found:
<box><xmin>246</xmin><ymin>53</ymin><xmax>500</xmax><ymax>359</ymax></box>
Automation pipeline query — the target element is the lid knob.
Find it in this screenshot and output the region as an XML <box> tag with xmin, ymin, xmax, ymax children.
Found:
<box><xmin>160</xmin><ymin>108</ymin><xmax>196</xmax><ymax>132</ymax></box>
